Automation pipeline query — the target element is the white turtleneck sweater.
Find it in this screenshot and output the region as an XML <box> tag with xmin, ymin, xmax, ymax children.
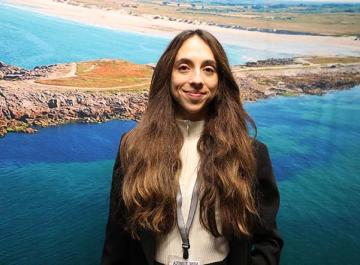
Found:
<box><xmin>155</xmin><ymin>119</ymin><xmax>229</xmax><ymax>264</ymax></box>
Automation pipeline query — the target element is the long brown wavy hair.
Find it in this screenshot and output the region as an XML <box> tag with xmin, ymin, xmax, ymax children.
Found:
<box><xmin>120</xmin><ymin>29</ymin><xmax>259</xmax><ymax>240</ymax></box>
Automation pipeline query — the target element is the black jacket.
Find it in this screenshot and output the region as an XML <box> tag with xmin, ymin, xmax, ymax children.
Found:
<box><xmin>101</xmin><ymin>132</ymin><xmax>283</xmax><ymax>265</ymax></box>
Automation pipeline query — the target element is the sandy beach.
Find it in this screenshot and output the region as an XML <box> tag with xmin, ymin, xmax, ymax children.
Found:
<box><xmin>3</xmin><ymin>0</ymin><xmax>360</xmax><ymax>57</ymax></box>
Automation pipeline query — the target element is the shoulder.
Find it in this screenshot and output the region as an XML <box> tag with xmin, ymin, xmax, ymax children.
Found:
<box><xmin>250</xmin><ymin>138</ymin><xmax>280</xmax><ymax>221</ymax></box>
<box><xmin>112</xmin><ymin>130</ymin><xmax>133</xmax><ymax>185</ymax></box>
<box><xmin>115</xmin><ymin>129</ymin><xmax>134</xmax><ymax>155</ymax></box>
<box><xmin>252</xmin><ymin>138</ymin><xmax>266</xmax><ymax>151</ymax></box>
<box><xmin>251</xmin><ymin>138</ymin><xmax>271</xmax><ymax>164</ymax></box>
<box><xmin>251</xmin><ymin>138</ymin><xmax>275</xmax><ymax>184</ymax></box>
<box><xmin>119</xmin><ymin>129</ymin><xmax>132</xmax><ymax>145</ymax></box>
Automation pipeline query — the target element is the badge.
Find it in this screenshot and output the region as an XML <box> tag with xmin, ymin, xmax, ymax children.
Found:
<box><xmin>168</xmin><ymin>255</ymin><xmax>203</xmax><ymax>265</ymax></box>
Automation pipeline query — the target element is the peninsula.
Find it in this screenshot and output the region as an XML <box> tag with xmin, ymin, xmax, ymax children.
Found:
<box><xmin>1</xmin><ymin>56</ymin><xmax>359</xmax><ymax>137</ymax></box>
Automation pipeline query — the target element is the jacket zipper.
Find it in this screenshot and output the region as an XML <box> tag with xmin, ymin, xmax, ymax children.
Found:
<box><xmin>186</xmin><ymin>120</ymin><xmax>190</xmax><ymax>136</ymax></box>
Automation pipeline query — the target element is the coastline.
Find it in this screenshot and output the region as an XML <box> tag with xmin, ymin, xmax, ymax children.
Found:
<box><xmin>1</xmin><ymin>0</ymin><xmax>360</xmax><ymax>137</ymax></box>
<box><xmin>3</xmin><ymin>0</ymin><xmax>360</xmax><ymax>56</ymax></box>
<box><xmin>1</xmin><ymin>57</ymin><xmax>360</xmax><ymax>137</ymax></box>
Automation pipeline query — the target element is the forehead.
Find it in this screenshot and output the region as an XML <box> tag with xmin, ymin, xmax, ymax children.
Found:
<box><xmin>175</xmin><ymin>36</ymin><xmax>215</xmax><ymax>62</ymax></box>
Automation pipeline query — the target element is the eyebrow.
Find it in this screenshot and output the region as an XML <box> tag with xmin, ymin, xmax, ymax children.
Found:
<box><xmin>174</xmin><ymin>58</ymin><xmax>217</xmax><ymax>68</ymax></box>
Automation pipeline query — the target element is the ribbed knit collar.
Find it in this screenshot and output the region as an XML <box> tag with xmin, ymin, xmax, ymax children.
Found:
<box><xmin>175</xmin><ymin>118</ymin><xmax>205</xmax><ymax>138</ymax></box>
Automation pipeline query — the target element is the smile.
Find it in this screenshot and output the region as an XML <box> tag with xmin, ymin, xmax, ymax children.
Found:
<box><xmin>183</xmin><ymin>91</ymin><xmax>206</xmax><ymax>100</ymax></box>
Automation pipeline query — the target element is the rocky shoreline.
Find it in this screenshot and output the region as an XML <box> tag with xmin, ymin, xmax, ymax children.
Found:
<box><xmin>234</xmin><ymin>65</ymin><xmax>360</xmax><ymax>100</ymax></box>
<box><xmin>0</xmin><ymin>86</ymin><xmax>148</xmax><ymax>137</ymax></box>
<box><xmin>1</xmin><ymin>57</ymin><xmax>359</xmax><ymax>137</ymax></box>
<box><xmin>0</xmin><ymin>61</ymin><xmax>59</xmax><ymax>81</ymax></box>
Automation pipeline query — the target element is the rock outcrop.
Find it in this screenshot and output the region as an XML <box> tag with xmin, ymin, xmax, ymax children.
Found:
<box><xmin>233</xmin><ymin>62</ymin><xmax>360</xmax><ymax>100</ymax></box>
<box><xmin>242</xmin><ymin>58</ymin><xmax>298</xmax><ymax>67</ymax></box>
<box><xmin>0</xmin><ymin>86</ymin><xmax>148</xmax><ymax>137</ymax></box>
<box><xmin>0</xmin><ymin>61</ymin><xmax>58</xmax><ymax>81</ymax></box>
<box><xmin>1</xmin><ymin>57</ymin><xmax>360</xmax><ymax>137</ymax></box>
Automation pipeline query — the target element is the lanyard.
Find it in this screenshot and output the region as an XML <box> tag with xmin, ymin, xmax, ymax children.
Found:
<box><xmin>176</xmin><ymin>173</ymin><xmax>201</xmax><ymax>260</ymax></box>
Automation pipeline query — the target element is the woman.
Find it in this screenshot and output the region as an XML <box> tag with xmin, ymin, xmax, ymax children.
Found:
<box><xmin>101</xmin><ymin>29</ymin><xmax>283</xmax><ymax>265</ymax></box>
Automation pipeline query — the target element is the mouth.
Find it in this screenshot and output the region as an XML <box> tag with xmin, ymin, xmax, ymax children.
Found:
<box><xmin>184</xmin><ymin>91</ymin><xmax>206</xmax><ymax>97</ymax></box>
<box><xmin>183</xmin><ymin>90</ymin><xmax>206</xmax><ymax>99</ymax></box>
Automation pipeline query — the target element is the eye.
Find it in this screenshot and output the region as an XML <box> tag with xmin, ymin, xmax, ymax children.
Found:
<box><xmin>178</xmin><ymin>64</ymin><xmax>190</xmax><ymax>72</ymax></box>
<box><xmin>204</xmin><ymin>66</ymin><xmax>216</xmax><ymax>74</ymax></box>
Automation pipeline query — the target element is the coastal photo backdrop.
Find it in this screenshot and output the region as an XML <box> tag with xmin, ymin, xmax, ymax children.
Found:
<box><xmin>1</xmin><ymin>0</ymin><xmax>360</xmax><ymax>264</ymax></box>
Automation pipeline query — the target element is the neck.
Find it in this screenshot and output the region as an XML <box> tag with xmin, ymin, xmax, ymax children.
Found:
<box><xmin>174</xmin><ymin>107</ymin><xmax>209</xmax><ymax>121</ymax></box>
<box><xmin>175</xmin><ymin>118</ymin><xmax>205</xmax><ymax>138</ymax></box>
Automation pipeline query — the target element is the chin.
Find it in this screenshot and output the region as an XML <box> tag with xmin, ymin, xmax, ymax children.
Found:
<box><xmin>184</xmin><ymin>106</ymin><xmax>203</xmax><ymax>114</ymax></box>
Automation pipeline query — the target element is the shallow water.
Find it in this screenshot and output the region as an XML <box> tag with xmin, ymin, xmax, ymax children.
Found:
<box><xmin>0</xmin><ymin>3</ymin><xmax>293</xmax><ymax>69</ymax></box>
<box><xmin>1</xmin><ymin>87</ymin><xmax>360</xmax><ymax>264</ymax></box>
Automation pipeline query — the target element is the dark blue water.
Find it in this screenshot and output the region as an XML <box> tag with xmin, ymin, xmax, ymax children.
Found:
<box><xmin>1</xmin><ymin>87</ymin><xmax>360</xmax><ymax>264</ymax></box>
<box><xmin>247</xmin><ymin>87</ymin><xmax>360</xmax><ymax>265</ymax></box>
<box><xmin>1</xmin><ymin>2</ymin><xmax>360</xmax><ymax>264</ymax></box>
<box><xmin>0</xmin><ymin>120</ymin><xmax>136</xmax><ymax>264</ymax></box>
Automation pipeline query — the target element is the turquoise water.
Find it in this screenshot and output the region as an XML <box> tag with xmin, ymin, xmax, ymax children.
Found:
<box><xmin>0</xmin><ymin>3</ymin><xmax>293</xmax><ymax>69</ymax></box>
<box><xmin>1</xmin><ymin>3</ymin><xmax>360</xmax><ymax>264</ymax></box>
<box><xmin>247</xmin><ymin>87</ymin><xmax>360</xmax><ymax>265</ymax></box>
<box><xmin>0</xmin><ymin>121</ymin><xmax>136</xmax><ymax>264</ymax></box>
<box><xmin>1</xmin><ymin>87</ymin><xmax>360</xmax><ymax>264</ymax></box>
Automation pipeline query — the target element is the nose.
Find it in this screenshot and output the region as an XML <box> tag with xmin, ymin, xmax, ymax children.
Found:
<box><xmin>189</xmin><ymin>69</ymin><xmax>203</xmax><ymax>90</ymax></box>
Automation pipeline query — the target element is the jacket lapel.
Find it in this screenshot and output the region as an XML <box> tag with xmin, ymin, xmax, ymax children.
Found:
<box><xmin>139</xmin><ymin>230</ymin><xmax>155</xmax><ymax>265</ymax></box>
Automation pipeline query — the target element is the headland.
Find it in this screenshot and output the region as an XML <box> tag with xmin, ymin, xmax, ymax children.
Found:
<box><xmin>1</xmin><ymin>56</ymin><xmax>359</xmax><ymax>137</ymax></box>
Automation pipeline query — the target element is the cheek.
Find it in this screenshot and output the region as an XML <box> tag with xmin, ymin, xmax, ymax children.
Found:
<box><xmin>170</xmin><ymin>74</ymin><xmax>181</xmax><ymax>98</ymax></box>
<box><xmin>171</xmin><ymin>72</ymin><xmax>188</xmax><ymax>89</ymax></box>
<box><xmin>206</xmin><ymin>76</ymin><xmax>219</xmax><ymax>92</ymax></box>
<box><xmin>170</xmin><ymin>76</ymin><xmax>178</xmax><ymax>91</ymax></box>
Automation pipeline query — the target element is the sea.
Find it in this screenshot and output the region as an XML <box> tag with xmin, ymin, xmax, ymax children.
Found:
<box><xmin>0</xmin><ymin>3</ymin><xmax>293</xmax><ymax>70</ymax></box>
<box><xmin>1</xmin><ymin>2</ymin><xmax>360</xmax><ymax>265</ymax></box>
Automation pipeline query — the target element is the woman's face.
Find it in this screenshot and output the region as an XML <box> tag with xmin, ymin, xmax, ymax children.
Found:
<box><xmin>170</xmin><ymin>35</ymin><xmax>219</xmax><ymax>120</ymax></box>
